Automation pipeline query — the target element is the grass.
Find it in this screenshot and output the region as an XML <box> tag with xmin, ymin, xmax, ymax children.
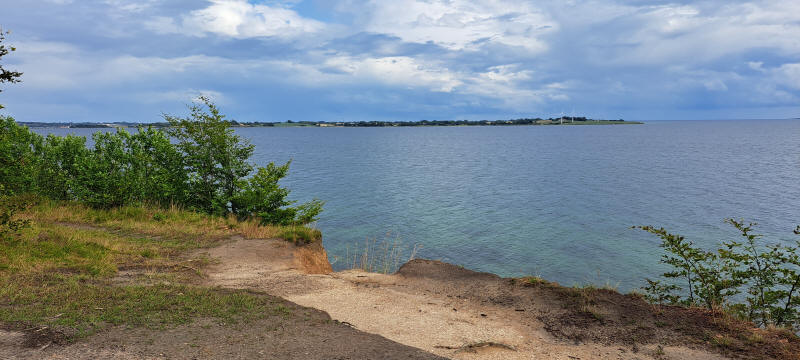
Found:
<box><xmin>0</xmin><ymin>275</ymin><xmax>283</xmax><ymax>338</ymax></box>
<box><xmin>521</xmin><ymin>275</ymin><xmax>557</xmax><ymax>287</ymax></box>
<box><xmin>338</xmin><ymin>233</ymin><xmax>419</xmax><ymax>274</ymax></box>
<box><xmin>711</xmin><ymin>334</ymin><xmax>735</xmax><ymax>348</ymax></box>
<box><xmin>19</xmin><ymin>197</ymin><xmax>321</xmax><ymax>246</ymax></box>
<box><xmin>0</xmin><ymin>196</ymin><xmax>321</xmax><ymax>340</ymax></box>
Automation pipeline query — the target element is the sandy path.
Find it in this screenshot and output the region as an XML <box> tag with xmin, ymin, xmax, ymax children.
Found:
<box><xmin>201</xmin><ymin>237</ymin><xmax>728</xmax><ymax>360</ymax></box>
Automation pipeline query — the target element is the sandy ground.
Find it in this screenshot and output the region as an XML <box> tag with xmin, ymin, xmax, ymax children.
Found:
<box><xmin>201</xmin><ymin>237</ymin><xmax>730</xmax><ymax>360</ymax></box>
<box><xmin>2</xmin><ymin>298</ymin><xmax>443</xmax><ymax>360</ymax></box>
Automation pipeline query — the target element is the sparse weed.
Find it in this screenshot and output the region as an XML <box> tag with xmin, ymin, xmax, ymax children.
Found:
<box><xmin>341</xmin><ymin>232</ymin><xmax>419</xmax><ymax>274</ymax></box>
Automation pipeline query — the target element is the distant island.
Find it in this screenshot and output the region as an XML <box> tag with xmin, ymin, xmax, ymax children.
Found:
<box><xmin>19</xmin><ymin>117</ymin><xmax>643</xmax><ymax>128</ymax></box>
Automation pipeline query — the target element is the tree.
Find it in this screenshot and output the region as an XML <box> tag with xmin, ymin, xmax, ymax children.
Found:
<box><xmin>0</xmin><ymin>116</ymin><xmax>41</xmax><ymax>195</ymax></box>
<box><xmin>0</xmin><ymin>28</ymin><xmax>22</xmax><ymax>109</ymax></box>
<box><xmin>164</xmin><ymin>97</ymin><xmax>323</xmax><ymax>224</ymax></box>
<box><xmin>164</xmin><ymin>97</ymin><xmax>254</xmax><ymax>215</ymax></box>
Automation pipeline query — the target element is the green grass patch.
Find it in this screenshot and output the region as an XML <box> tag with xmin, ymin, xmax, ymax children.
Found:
<box><xmin>1</xmin><ymin>224</ymin><xmax>118</xmax><ymax>276</ymax></box>
<box><xmin>278</xmin><ymin>226</ymin><xmax>322</xmax><ymax>245</ymax></box>
<box><xmin>0</xmin><ymin>274</ymin><xmax>286</xmax><ymax>338</ymax></box>
<box><xmin>0</xmin><ymin>198</ymin><xmax>313</xmax><ymax>340</ymax></box>
<box><xmin>24</xmin><ymin>196</ymin><xmax>319</xmax><ymax>246</ymax></box>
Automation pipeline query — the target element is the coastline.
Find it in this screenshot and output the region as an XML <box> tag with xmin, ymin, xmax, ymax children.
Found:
<box><xmin>2</xmin><ymin>202</ymin><xmax>798</xmax><ymax>359</ymax></box>
<box><xmin>17</xmin><ymin>119</ymin><xmax>644</xmax><ymax>129</ymax></box>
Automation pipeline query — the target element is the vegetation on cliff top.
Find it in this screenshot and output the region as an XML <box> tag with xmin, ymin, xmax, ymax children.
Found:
<box><xmin>0</xmin><ymin>195</ymin><xmax>315</xmax><ymax>339</ymax></box>
<box><xmin>0</xmin><ymin>98</ymin><xmax>323</xmax><ymax>226</ymax></box>
<box><xmin>637</xmin><ymin>221</ymin><xmax>800</xmax><ymax>330</ymax></box>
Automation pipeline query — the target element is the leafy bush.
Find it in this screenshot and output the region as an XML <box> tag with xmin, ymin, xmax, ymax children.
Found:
<box><xmin>36</xmin><ymin>134</ymin><xmax>90</xmax><ymax>200</ymax></box>
<box><xmin>164</xmin><ymin>98</ymin><xmax>253</xmax><ymax>215</ymax></box>
<box><xmin>0</xmin><ymin>99</ymin><xmax>322</xmax><ymax>226</ymax></box>
<box><xmin>0</xmin><ymin>190</ymin><xmax>30</xmax><ymax>242</ymax></box>
<box><xmin>231</xmin><ymin>162</ymin><xmax>323</xmax><ymax>226</ymax></box>
<box><xmin>163</xmin><ymin>97</ymin><xmax>323</xmax><ymax>224</ymax></box>
<box><xmin>0</xmin><ymin>116</ymin><xmax>41</xmax><ymax>195</ymax></box>
<box><xmin>637</xmin><ymin>220</ymin><xmax>800</xmax><ymax>328</ymax></box>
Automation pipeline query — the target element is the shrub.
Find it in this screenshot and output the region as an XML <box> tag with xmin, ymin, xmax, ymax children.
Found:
<box><xmin>0</xmin><ymin>116</ymin><xmax>41</xmax><ymax>195</ymax></box>
<box><xmin>164</xmin><ymin>97</ymin><xmax>254</xmax><ymax>216</ymax></box>
<box><xmin>0</xmin><ymin>190</ymin><xmax>30</xmax><ymax>241</ymax></box>
<box><xmin>35</xmin><ymin>133</ymin><xmax>89</xmax><ymax>200</ymax></box>
<box><xmin>0</xmin><ymin>100</ymin><xmax>322</xmax><ymax>226</ymax></box>
<box><xmin>636</xmin><ymin>221</ymin><xmax>800</xmax><ymax>329</ymax></box>
<box><xmin>231</xmin><ymin>162</ymin><xmax>324</xmax><ymax>226</ymax></box>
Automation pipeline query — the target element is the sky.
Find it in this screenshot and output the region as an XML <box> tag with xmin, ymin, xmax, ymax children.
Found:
<box><xmin>0</xmin><ymin>0</ymin><xmax>799</xmax><ymax>122</ymax></box>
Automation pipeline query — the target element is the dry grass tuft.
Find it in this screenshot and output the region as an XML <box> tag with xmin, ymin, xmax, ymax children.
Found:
<box><xmin>339</xmin><ymin>233</ymin><xmax>419</xmax><ymax>274</ymax></box>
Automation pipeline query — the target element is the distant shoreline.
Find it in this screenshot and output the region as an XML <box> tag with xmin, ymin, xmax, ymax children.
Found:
<box><xmin>19</xmin><ymin>118</ymin><xmax>644</xmax><ymax>129</ymax></box>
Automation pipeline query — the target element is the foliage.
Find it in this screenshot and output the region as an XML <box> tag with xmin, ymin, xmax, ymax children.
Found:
<box><xmin>0</xmin><ymin>116</ymin><xmax>41</xmax><ymax>194</ymax></box>
<box><xmin>0</xmin><ymin>28</ymin><xmax>22</xmax><ymax>109</ymax></box>
<box><xmin>0</xmin><ymin>191</ymin><xmax>30</xmax><ymax>241</ymax></box>
<box><xmin>232</xmin><ymin>161</ymin><xmax>323</xmax><ymax>226</ymax></box>
<box><xmin>35</xmin><ymin>133</ymin><xmax>90</xmax><ymax>200</ymax></box>
<box><xmin>0</xmin><ymin>99</ymin><xmax>322</xmax><ymax>225</ymax></box>
<box><xmin>636</xmin><ymin>221</ymin><xmax>800</xmax><ymax>329</ymax></box>
<box><xmin>164</xmin><ymin>97</ymin><xmax>253</xmax><ymax>215</ymax></box>
<box><xmin>641</xmin><ymin>278</ymin><xmax>680</xmax><ymax>305</ymax></box>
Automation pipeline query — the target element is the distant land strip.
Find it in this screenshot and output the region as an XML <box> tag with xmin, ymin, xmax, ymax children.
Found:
<box><xmin>19</xmin><ymin>117</ymin><xmax>644</xmax><ymax>129</ymax></box>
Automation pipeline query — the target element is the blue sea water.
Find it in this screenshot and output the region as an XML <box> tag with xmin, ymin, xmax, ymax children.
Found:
<box><xmin>35</xmin><ymin>120</ymin><xmax>800</xmax><ymax>291</ymax></box>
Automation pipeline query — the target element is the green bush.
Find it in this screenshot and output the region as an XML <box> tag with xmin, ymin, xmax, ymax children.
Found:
<box><xmin>637</xmin><ymin>220</ymin><xmax>800</xmax><ymax>329</ymax></box>
<box><xmin>0</xmin><ymin>116</ymin><xmax>41</xmax><ymax>195</ymax></box>
<box><xmin>231</xmin><ymin>162</ymin><xmax>323</xmax><ymax>226</ymax></box>
<box><xmin>0</xmin><ymin>99</ymin><xmax>322</xmax><ymax>225</ymax></box>
<box><xmin>36</xmin><ymin>134</ymin><xmax>90</xmax><ymax>200</ymax></box>
<box><xmin>0</xmin><ymin>190</ymin><xmax>31</xmax><ymax>242</ymax></box>
<box><xmin>164</xmin><ymin>98</ymin><xmax>253</xmax><ymax>215</ymax></box>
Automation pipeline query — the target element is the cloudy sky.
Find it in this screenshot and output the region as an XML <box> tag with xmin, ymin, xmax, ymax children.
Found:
<box><xmin>1</xmin><ymin>0</ymin><xmax>799</xmax><ymax>122</ymax></box>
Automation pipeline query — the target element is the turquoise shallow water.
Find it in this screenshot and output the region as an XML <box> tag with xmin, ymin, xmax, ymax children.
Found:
<box><xmin>35</xmin><ymin>120</ymin><xmax>800</xmax><ymax>291</ymax></box>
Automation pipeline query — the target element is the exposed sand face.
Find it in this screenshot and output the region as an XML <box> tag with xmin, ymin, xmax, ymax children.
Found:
<box><xmin>201</xmin><ymin>237</ymin><xmax>729</xmax><ymax>360</ymax></box>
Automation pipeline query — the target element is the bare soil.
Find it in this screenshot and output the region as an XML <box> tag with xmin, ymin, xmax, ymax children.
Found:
<box><xmin>1</xmin><ymin>293</ymin><xmax>443</xmax><ymax>360</ymax></box>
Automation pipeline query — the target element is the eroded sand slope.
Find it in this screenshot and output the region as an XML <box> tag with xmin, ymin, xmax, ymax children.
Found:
<box><xmin>202</xmin><ymin>237</ymin><xmax>728</xmax><ymax>360</ymax></box>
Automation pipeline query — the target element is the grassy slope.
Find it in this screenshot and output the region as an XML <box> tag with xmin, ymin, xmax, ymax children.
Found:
<box><xmin>0</xmin><ymin>196</ymin><xmax>316</xmax><ymax>339</ymax></box>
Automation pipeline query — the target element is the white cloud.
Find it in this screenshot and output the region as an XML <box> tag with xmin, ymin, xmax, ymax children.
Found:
<box><xmin>104</xmin><ymin>0</ymin><xmax>159</xmax><ymax>13</ymax></box>
<box><xmin>134</xmin><ymin>89</ymin><xmax>228</xmax><ymax>105</ymax></box>
<box><xmin>7</xmin><ymin>0</ymin><xmax>800</xmax><ymax>120</ymax></box>
<box><xmin>321</xmin><ymin>56</ymin><xmax>462</xmax><ymax>92</ymax></box>
<box><xmin>315</xmin><ymin>56</ymin><xmax>562</xmax><ymax>108</ymax></box>
<box><xmin>143</xmin><ymin>16</ymin><xmax>181</xmax><ymax>34</ymax></box>
<box><xmin>773</xmin><ymin>63</ymin><xmax>800</xmax><ymax>90</ymax></box>
<box><xmin>147</xmin><ymin>0</ymin><xmax>324</xmax><ymax>38</ymax></box>
<box><xmin>9</xmin><ymin>41</ymin><xmax>235</xmax><ymax>91</ymax></box>
<box><xmin>601</xmin><ymin>1</ymin><xmax>800</xmax><ymax>66</ymax></box>
<box><xmin>359</xmin><ymin>0</ymin><xmax>557</xmax><ymax>52</ymax></box>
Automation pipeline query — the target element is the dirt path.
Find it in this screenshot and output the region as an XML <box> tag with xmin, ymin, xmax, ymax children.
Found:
<box><xmin>201</xmin><ymin>237</ymin><xmax>729</xmax><ymax>360</ymax></box>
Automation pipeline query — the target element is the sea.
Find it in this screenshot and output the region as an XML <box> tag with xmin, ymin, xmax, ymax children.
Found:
<box><xmin>34</xmin><ymin>120</ymin><xmax>800</xmax><ymax>292</ymax></box>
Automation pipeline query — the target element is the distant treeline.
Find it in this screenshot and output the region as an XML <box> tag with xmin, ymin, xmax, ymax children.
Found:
<box><xmin>18</xmin><ymin>116</ymin><xmax>639</xmax><ymax>129</ymax></box>
<box><xmin>313</xmin><ymin>117</ymin><xmax>632</xmax><ymax>127</ymax></box>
